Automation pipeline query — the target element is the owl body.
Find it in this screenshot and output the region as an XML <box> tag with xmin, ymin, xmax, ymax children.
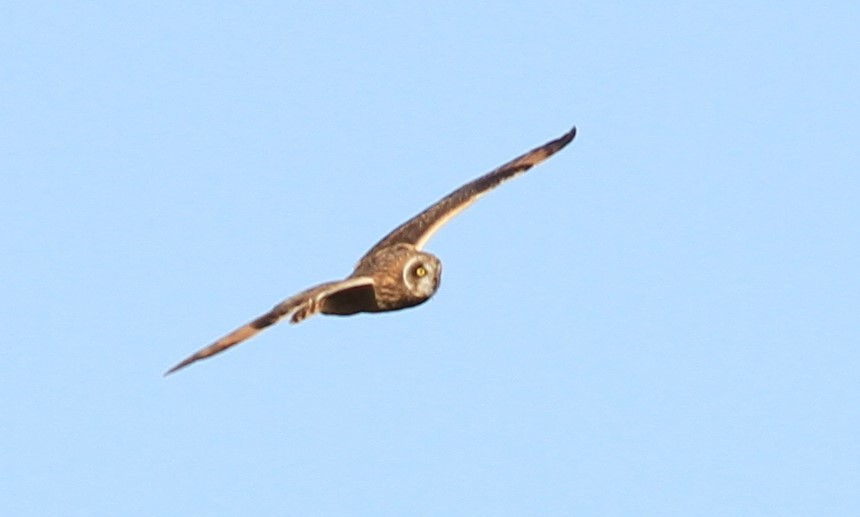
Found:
<box><xmin>348</xmin><ymin>243</ymin><xmax>442</xmax><ymax>312</ymax></box>
<box><xmin>166</xmin><ymin>127</ymin><xmax>575</xmax><ymax>375</ymax></box>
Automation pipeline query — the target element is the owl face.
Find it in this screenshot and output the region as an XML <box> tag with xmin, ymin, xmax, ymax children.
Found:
<box><xmin>402</xmin><ymin>252</ymin><xmax>442</xmax><ymax>299</ymax></box>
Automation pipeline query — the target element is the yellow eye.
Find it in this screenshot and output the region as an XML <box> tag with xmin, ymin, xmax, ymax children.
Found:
<box><xmin>415</xmin><ymin>266</ymin><xmax>427</xmax><ymax>277</ymax></box>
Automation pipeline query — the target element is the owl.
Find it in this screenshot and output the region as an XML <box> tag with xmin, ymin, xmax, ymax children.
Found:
<box><xmin>166</xmin><ymin>127</ymin><xmax>576</xmax><ymax>375</ymax></box>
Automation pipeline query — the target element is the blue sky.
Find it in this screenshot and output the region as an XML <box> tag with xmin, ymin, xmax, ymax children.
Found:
<box><xmin>2</xmin><ymin>2</ymin><xmax>858</xmax><ymax>515</ymax></box>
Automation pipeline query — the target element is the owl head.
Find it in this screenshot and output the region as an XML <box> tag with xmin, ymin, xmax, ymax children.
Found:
<box><xmin>402</xmin><ymin>251</ymin><xmax>442</xmax><ymax>299</ymax></box>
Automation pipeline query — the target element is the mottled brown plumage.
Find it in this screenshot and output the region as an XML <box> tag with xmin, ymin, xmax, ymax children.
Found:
<box><xmin>165</xmin><ymin>126</ymin><xmax>576</xmax><ymax>375</ymax></box>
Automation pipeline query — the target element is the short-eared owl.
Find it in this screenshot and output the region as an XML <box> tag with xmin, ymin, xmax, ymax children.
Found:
<box><xmin>166</xmin><ymin>127</ymin><xmax>576</xmax><ymax>375</ymax></box>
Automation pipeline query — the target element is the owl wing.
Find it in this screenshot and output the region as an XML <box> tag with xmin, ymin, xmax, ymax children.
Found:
<box><xmin>363</xmin><ymin>126</ymin><xmax>576</xmax><ymax>256</ymax></box>
<box><xmin>164</xmin><ymin>276</ymin><xmax>375</xmax><ymax>375</ymax></box>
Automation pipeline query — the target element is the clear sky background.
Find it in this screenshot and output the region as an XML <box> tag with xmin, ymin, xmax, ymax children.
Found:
<box><xmin>2</xmin><ymin>2</ymin><xmax>858</xmax><ymax>516</ymax></box>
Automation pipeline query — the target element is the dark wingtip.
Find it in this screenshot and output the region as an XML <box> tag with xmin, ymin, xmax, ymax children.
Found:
<box><xmin>540</xmin><ymin>126</ymin><xmax>576</xmax><ymax>157</ymax></box>
<box><xmin>561</xmin><ymin>125</ymin><xmax>576</xmax><ymax>145</ymax></box>
<box><xmin>163</xmin><ymin>357</ymin><xmax>194</xmax><ymax>377</ymax></box>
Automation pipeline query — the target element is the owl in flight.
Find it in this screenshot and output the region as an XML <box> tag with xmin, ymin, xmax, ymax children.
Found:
<box><xmin>166</xmin><ymin>127</ymin><xmax>576</xmax><ymax>375</ymax></box>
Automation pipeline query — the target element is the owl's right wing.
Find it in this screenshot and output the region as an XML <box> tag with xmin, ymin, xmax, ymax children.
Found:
<box><xmin>164</xmin><ymin>276</ymin><xmax>375</xmax><ymax>375</ymax></box>
<box><xmin>363</xmin><ymin>126</ymin><xmax>576</xmax><ymax>257</ymax></box>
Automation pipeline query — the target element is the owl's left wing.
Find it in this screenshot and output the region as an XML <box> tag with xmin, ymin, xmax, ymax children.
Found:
<box><xmin>363</xmin><ymin>126</ymin><xmax>576</xmax><ymax>257</ymax></box>
<box><xmin>164</xmin><ymin>276</ymin><xmax>374</xmax><ymax>375</ymax></box>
